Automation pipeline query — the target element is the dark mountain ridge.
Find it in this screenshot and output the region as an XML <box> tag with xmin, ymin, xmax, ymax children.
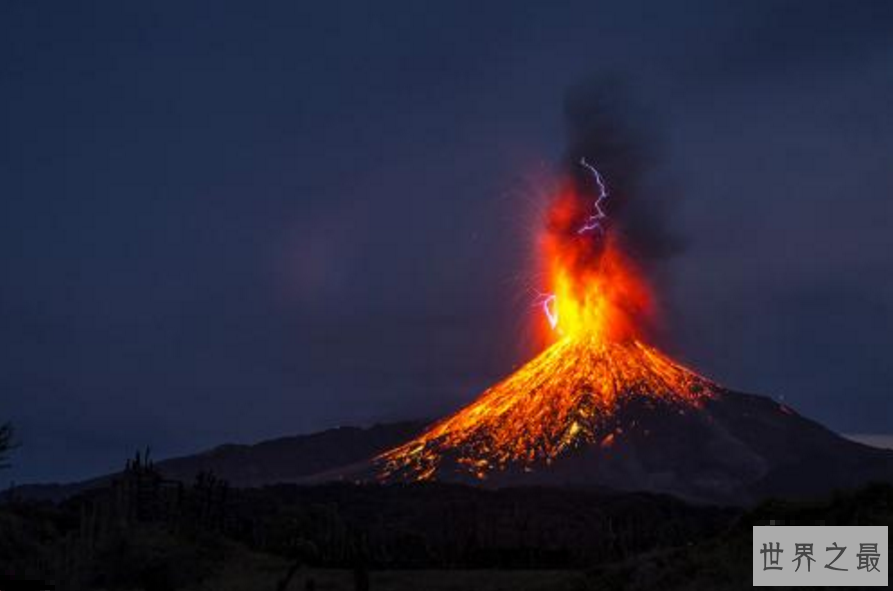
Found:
<box><xmin>11</xmin><ymin>421</ymin><xmax>425</xmax><ymax>502</ymax></box>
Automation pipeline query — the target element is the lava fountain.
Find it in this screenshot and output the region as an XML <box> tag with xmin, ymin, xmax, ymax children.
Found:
<box><xmin>377</xmin><ymin>160</ymin><xmax>719</xmax><ymax>482</ymax></box>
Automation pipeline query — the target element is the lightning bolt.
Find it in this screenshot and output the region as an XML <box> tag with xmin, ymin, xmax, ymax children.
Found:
<box><xmin>533</xmin><ymin>292</ymin><xmax>559</xmax><ymax>330</ymax></box>
<box><xmin>538</xmin><ymin>157</ymin><xmax>611</xmax><ymax>331</ymax></box>
<box><xmin>577</xmin><ymin>157</ymin><xmax>608</xmax><ymax>234</ymax></box>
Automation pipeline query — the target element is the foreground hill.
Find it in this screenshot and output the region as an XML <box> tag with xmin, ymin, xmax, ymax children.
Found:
<box><xmin>3</xmin><ymin>474</ymin><xmax>890</xmax><ymax>590</ymax></box>
<box><xmin>582</xmin><ymin>482</ymin><xmax>893</xmax><ymax>590</ymax></box>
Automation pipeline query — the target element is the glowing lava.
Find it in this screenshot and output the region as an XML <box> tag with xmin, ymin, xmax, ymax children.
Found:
<box><xmin>377</xmin><ymin>165</ymin><xmax>719</xmax><ymax>482</ymax></box>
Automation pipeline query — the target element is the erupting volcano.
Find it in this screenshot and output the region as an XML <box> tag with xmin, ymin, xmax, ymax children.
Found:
<box><xmin>378</xmin><ymin>159</ymin><xmax>723</xmax><ymax>484</ymax></box>
<box><xmin>372</xmin><ymin>153</ymin><xmax>893</xmax><ymax>503</ymax></box>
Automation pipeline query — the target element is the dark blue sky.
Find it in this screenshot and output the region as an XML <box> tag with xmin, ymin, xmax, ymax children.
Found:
<box><xmin>2</xmin><ymin>1</ymin><xmax>892</xmax><ymax>485</ymax></box>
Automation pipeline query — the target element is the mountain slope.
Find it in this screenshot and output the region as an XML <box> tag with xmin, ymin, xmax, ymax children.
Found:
<box><xmin>13</xmin><ymin>421</ymin><xmax>425</xmax><ymax>501</ymax></box>
<box><xmin>376</xmin><ymin>388</ymin><xmax>893</xmax><ymax>504</ymax></box>
<box><xmin>158</xmin><ymin>421</ymin><xmax>424</xmax><ymax>486</ymax></box>
<box><xmin>378</xmin><ymin>338</ymin><xmax>718</xmax><ymax>482</ymax></box>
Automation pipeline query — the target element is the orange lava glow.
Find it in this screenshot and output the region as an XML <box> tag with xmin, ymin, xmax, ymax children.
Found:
<box><xmin>377</xmin><ymin>177</ymin><xmax>718</xmax><ymax>481</ymax></box>
<box><xmin>539</xmin><ymin>180</ymin><xmax>653</xmax><ymax>343</ymax></box>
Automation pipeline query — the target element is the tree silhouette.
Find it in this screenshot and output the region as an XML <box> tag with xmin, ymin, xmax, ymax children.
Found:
<box><xmin>0</xmin><ymin>422</ymin><xmax>16</xmax><ymax>469</ymax></box>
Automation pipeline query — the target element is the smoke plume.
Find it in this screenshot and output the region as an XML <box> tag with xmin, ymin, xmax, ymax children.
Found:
<box><xmin>561</xmin><ymin>78</ymin><xmax>685</xmax><ymax>265</ymax></box>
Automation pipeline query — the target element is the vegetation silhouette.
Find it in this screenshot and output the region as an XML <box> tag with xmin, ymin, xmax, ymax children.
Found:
<box><xmin>0</xmin><ymin>422</ymin><xmax>16</xmax><ymax>470</ymax></box>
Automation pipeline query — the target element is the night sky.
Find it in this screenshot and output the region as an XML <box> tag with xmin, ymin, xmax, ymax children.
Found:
<box><xmin>2</xmin><ymin>1</ymin><xmax>892</xmax><ymax>486</ymax></box>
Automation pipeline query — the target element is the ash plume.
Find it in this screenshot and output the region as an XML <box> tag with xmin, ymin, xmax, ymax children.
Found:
<box><xmin>562</xmin><ymin>78</ymin><xmax>685</xmax><ymax>265</ymax></box>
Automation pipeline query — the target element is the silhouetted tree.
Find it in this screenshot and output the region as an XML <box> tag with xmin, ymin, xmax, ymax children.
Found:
<box><xmin>0</xmin><ymin>422</ymin><xmax>17</xmax><ymax>469</ymax></box>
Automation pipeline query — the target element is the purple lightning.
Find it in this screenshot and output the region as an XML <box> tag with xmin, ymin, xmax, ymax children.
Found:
<box><xmin>577</xmin><ymin>157</ymin><xmax>608</xmax><ymax>234</ymax></box>
<box><xmin>534</xmin><ymin>292</ymin><xmax>559</xmax><ymax>330</ymax></box>
<box><xmin>537</xmin><ymin>157</ymin><xmax>611</xmax><ymax>331</ymax></box>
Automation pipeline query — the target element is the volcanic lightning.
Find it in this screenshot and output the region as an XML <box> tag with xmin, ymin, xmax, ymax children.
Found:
<box><xmin>540</xmin><ymin>157</ymin><xmax>610</xmax><ymax>332</ymax></box>
<box><xmin>377</xmin><ymin>152</ymin><xmax>720</xmax><ymax>483</ymax></box>
<box><xmin>533</xmin><ymin>292</ymin><xmax>559</xmax><ymax>330</ymax></box>
<box><xmin>577</xmin><ymin>157</ymin><xmax>609</xmax><ymax>235</ymax></box>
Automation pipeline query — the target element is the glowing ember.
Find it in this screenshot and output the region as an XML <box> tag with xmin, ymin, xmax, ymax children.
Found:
<box><xmin>377</xmin><ymin>161</ymin><xmax>719</xmax><ymax>482</ymax></box>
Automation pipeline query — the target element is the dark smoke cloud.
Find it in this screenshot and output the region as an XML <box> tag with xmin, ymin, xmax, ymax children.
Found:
<box><xmin>562</xmin><ymin>78</ymin><xmax>685</xmax><ymax>265</ymax></box>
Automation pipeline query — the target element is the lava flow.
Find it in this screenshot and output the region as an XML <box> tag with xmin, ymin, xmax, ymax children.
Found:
<box><xmin>378</xmin><ymin>162</ymin><xmax>719</xmax><ymax>482</ymax></box>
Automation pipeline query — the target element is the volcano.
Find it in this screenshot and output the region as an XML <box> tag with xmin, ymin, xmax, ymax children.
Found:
<box><xmin>372</xmin><ymin>163</ymin><xmax>893</xmax><ymax>504</ymax></box>
<box><xmin>378</xmin><ymin>337</ymin><xmax>717</xmax><ymax>482</ymax></box>
<box><xmin>375</xmin><ymin>337</ymin><xmax>893</xmax><ymax>504</ymax></box>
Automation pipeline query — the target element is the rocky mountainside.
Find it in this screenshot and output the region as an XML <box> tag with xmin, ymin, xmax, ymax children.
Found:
<box><xmin>376</xmin><ymin>388</ymin><xmax>893</xmax><ymax>505</ymax></box>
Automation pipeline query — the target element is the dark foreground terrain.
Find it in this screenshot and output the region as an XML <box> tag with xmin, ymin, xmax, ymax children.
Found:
<box><xmin>1</xmin><ymin>454</ymin><xmax>891</xmax><ymax>591</ymax></box>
